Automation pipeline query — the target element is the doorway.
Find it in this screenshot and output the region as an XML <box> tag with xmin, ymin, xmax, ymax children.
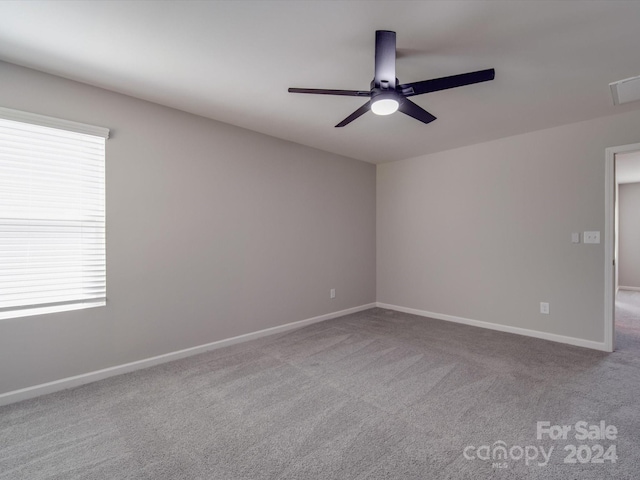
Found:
<box><xmin>605</xmin><ymin>143</ymin><xmax>640</xmax><ymax>352</ymax></box>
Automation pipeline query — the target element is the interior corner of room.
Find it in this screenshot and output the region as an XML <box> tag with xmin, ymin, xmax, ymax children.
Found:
<box><xmin>3</xmin><ymin>55</ymin><xmax>640</xmax><ymax>402</ymax></box>
<box><xmin>4</xmin><ymin>3</ymin><xmax>640</xmax><ymax>478</ymax></box>
<box><xmin>2</xmin><ymin>1</ymin><xmax>640</xmax><ymax>408</ymax></box>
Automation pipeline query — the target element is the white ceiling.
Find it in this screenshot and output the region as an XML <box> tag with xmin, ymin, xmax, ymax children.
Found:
<box><xmin>1</xmin><ymin>1</ymin><xmax>640</xmax><ymax>164</ymax></box>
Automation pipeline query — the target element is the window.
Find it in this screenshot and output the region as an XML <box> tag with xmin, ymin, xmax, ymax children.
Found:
<box><xmin>0</xmin><ymin>107</ymin><xmax>109</xmax><ymax>319</ymax></box>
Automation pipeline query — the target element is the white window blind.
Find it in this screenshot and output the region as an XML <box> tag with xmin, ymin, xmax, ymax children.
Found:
<box><xmin>0</xmin><ymin>107</ymin><xmax>109</xmax><ymax>320</ymax></box>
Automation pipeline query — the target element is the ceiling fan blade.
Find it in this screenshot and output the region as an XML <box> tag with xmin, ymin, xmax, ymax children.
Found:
<box><xmin>374</xmin><ymin>30</ymin><xmax>396</xmax><ymax>89</ymax></box>
<box><xmin>288</xmin><ymin>88</ymin><xmax>370</xmax><ymax>97</ymax></box>
<box><xmin>335</xmin><ymin>101</ymin><xmax>371</xmax><ymax>127</ymax></box>
<box><xmin>400</xmin><ymin>68</ymin><xmax>495</xmax><ymax>97</ymax></box>
<box><xmin>398</xmin><ymin>99</ymin><xmax>437</xmax><ymax>124</ymax></box>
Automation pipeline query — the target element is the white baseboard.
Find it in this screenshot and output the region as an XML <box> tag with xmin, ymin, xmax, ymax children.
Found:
<box><xmin>0</xmin><ymin>303</ymin><xmax>376</xmax><ymax>407</ymax></box>
<box><xmin>376</xmin><ymin>302</ymin><xmax>608</xmax><ymax>352</ymax></box>
<box><xmin>619</xmin><ymin>286</ymin><xmax>640</xmax><ymax>292</ymax></box>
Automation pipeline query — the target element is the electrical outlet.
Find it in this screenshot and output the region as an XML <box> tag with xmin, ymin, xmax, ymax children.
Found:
<box><xmin>330</xmin><ymin>288</ymin><xmax>335</xmax><ymax>299</ymax></box>
<box><xmin>584</xmin><ymin>231</ymin><xmax>600</xmax><ymax>244</ymax></box>
<box><xmin>540</xmin><ymin>302</ymin><xmax>550</xmax><ymax>315</ymax></box>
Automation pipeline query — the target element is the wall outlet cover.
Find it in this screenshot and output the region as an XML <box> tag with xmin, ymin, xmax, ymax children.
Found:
<box><xmin>584</xmin><ymin>231</ymin><xmax>600</xmax><ymax>244</ymax></box>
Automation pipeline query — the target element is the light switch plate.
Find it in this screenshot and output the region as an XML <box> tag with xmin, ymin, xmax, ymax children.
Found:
<box><xmin>571</xmin><ymin>232</ymin><xmax>580</xmax><ymax>244</ymax></box>
<box><xmin>584</xmin><ymin>231</ymin><xmax>600</xmax><ymax>244</ymax></box>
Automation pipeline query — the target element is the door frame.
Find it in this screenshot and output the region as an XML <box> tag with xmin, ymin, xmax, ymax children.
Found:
<box><xmin>604</xmin><ymin>142</ymin><xmax>640</xmax><ymax>352</ymax></box>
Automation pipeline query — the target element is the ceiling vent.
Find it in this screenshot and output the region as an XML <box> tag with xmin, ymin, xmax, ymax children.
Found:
<box><xmin>610</xmin><ymin>75</ymin><xmax>640</xmax><ymax>105</ymax></box>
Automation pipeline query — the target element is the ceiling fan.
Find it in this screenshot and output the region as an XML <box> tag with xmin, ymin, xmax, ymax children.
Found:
<box><xmin>288</xmin><ymin>30</ymin><xmax>495</xmax><ymax>127</ymax></box>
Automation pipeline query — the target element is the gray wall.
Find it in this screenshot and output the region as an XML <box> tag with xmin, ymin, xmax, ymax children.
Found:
<box><xmin>619</xmin><ymin>182</ymin><xmax>640</xmax><ymax>289</ymax></box>
<box><xmin>0</xmin><ymin>62</ymin><xmax>376</xmax><ymax>394</ymax></box>
<box><xmin>378</xmin><ymin>109</ymin><xmax>640</xmax><ymax>343</ymax></box>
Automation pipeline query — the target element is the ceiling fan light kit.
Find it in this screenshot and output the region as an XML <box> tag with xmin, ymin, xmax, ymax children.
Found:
<box><xmin>371</xmin><ymin>92</ymin><xmax>399</xmax><ymax>115</ymax></box>
<box><xmin>289</xmin><ymin>30</ymin><xmax>495</xmax><ymax>127</ymax></box>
